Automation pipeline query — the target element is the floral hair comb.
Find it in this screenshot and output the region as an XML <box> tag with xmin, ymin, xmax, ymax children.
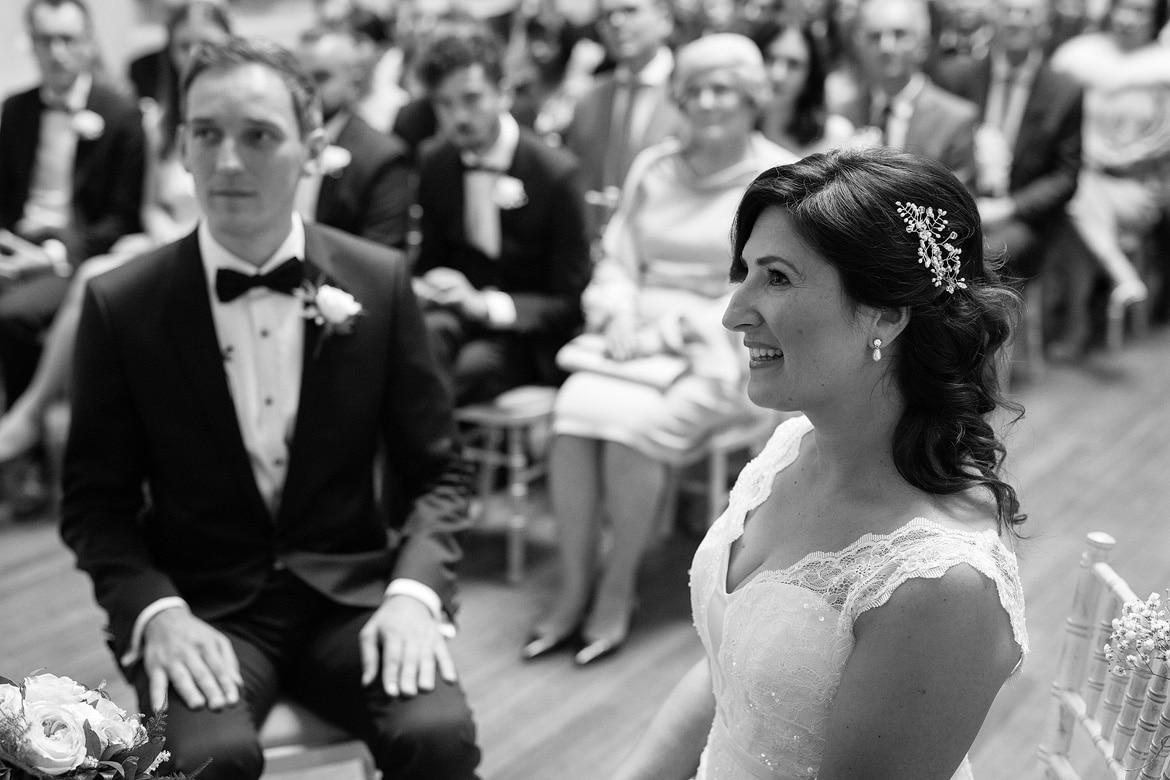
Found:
<box><xmin>896</xmin><ymin>201</ymin><xmax>967</xmax><ymax>294</ymax></box>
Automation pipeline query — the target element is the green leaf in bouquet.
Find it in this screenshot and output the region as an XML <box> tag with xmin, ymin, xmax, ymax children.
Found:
<box><xmin>127</xmin><ymin>738</ymin><xmax>164</xmax><ymax>778</ymax></box>
<box><xmin>120</xmin><ymin>755</ymin><xmax>139</xmax><ymax>780</ymax></box>
<box><xmin>96</xmin><ymin>758</ymin><xmax>126</xmax><ymax>779</ymax></box>
<box><xmin>83</xmin><ymin>722</ymin><xmax>103</xmax><ymax>765</ymax></box>
<box><xmin>0</xmin><ymin>677</ymin><xmax>16</xmax><ymax>688</ymax></box>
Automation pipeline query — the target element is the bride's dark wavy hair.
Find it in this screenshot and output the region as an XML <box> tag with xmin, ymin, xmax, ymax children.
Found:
<box><xmin>730</xmin><ymin>147</ymin><xmax>1026</xmax><ymax>534</ymax></box>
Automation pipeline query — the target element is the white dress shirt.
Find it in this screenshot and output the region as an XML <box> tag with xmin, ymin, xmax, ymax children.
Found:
<box><xmin>461</xmin><ymin>111</ymin><xmax>521</xmax><ymax>327</ymax></box>
<box><xmin>21</xmin><ymin>73</ymin><xmax>92</xmax><ymax>238</ymax></box>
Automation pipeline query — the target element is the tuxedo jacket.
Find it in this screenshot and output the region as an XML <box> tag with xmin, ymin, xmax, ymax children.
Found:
<box><xmin>61</xmin><ymin>225</ymin><xmax>469</xmax><ymax>661</ymax></box>
<box><xmin>840</xmin><ymin>77</ymin><xmax>980</xmax><ymax>188</ymax></box>
<box><xmin>317</xmin><ymin>113</ymin><xmax>414</xmax><ymax>249</ymax></box>
<box><xmin>934</xmin><ymin>55</ymin><xmax>1083</xmax><ymax>226</ymax></box>
<box><xmin>0</xmin><ymin>81</ymin><xmax>146</xmax><ymax>264</ymax></box>
<box><xmin>414</xmin><ymin>128</ymin><xmax>592</xmax><ymax>383</ymax></box>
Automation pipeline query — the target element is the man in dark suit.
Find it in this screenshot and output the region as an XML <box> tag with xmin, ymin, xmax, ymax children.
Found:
<box><xmin>842</xmin><ymin>0</ymin><xmax>980</xmax><ymax>188</ymax></box>
<box><xmin>562</xmin><ymin>0</ymin><xmax>683</xmax><ymax>237</ymax></box>
<box><xmin>297</xmin><ymin>24</ymin><xmax>414</xmax><ymax>249</ymax></box>
<box><xmin>413</xmin><ymin>25</ymin><xmax>591</xmax><ymax>406</ymax></box>
<box><xmin>61</xmin><ymin>37</ymin><xmax>480</xmax><ymax>780</ymax></box>
<box><xmin>934</xmin><ymin>0</ymin><xmax>1082</xmax><ymax>281</ymax></box>
<box><xmin>0</xmin><ymin>0</ymin><xmax>146</xmax><ymax>421</ymax></box>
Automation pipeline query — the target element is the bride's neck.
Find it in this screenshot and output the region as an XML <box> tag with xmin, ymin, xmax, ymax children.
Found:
<box><xmin>804</xmin><ymin>399</ymin><xmax>905</xmax><ymax>494</ymax></box>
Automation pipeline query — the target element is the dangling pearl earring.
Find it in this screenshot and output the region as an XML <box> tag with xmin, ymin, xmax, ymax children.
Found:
<box><xmin>871</xmin><ymin>338</ymin><xmax>883</xmax><ymax>362</ymax></box>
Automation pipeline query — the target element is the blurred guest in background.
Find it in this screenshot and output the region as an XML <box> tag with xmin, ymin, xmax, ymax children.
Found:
<box><xmin>0</xmin><ymin>0</ymin><xmax>231</xmax><ymax>470</ymax></box>
<box><xmin>934</xmin><ymin>0</ymin><xmax>1082</xmax><ymax>289</ymax></box>
<box><xmin>564</xmin><ymin>0</ymin><xmax>683</xmax><ymax>236</ymax></box>
<box><xmin>1048</xmin><ymin>0</ymin><xmax>1170</xmax><ymax>357</ymax></box>
<box><xmin>297</xmin><ymin>24</ymin><xmax>415</xmax><ymax>249</ymax></box>
<box><xmin>754</xmin><ymin>18</ymin><xmax>856</xmax><ymax>154</ymax></box>
<box><xmin>129</xmin><ymin>0</ymin><xmax>230</xmax><ymax>111</ymax></box>
<box><xmin>505</xmin><ymin>0</ymin><xmax>603</xmax><ymax>144</ymax></box>
<box><xmin>412</xmin><ymin>25</ymin><xmax>591</xmax><ymax>405</ymax></box>
<box><xmin>1049</xmin><ymin>0</ymin><xmax>1097</xmax><ymax>52</ymax></box>
<box><xmin>840</xmin><ymin>0</ymin><xmax>979</xmax><ymax>187</ymax></box>
<box><xmin>930</xmin><ymin>0</ymin><xmax>994</xmax><ymax>66</ymax></box>
<box><xmin>0</xmin><ymin>0</ymin><xmax>146</xmax><ymax>514</ymax></box>
<box><xmin>528</xmin><ymin>34</ymin><xmax>795</xmax><ymax>667</ymax></box>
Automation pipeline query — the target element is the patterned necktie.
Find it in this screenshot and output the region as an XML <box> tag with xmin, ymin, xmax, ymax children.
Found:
<box><xmin>215</xmin><ymin>258</ymin><xmax>304</xmax><ymax>303</ymax></box>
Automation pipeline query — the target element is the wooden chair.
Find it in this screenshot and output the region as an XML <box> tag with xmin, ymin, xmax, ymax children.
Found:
<box><xmin>1038</xmin><ymin>531</ymin><xmax>1170</xmax><ymax>779</ymax></box>
<box><xmin>454</xmin><ymin>385</ymin><xmax>557</xmax><ymax>584</ymax></box>
<box><xmin>259</xmin><ymin>697</ymin><xmax>377</xmax><ymax>780</ymax></box>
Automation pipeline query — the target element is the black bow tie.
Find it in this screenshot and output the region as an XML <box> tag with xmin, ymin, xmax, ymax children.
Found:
<box><xmin>215</xmin><ymin>258</ymin><xmax>304</xmax><ymax>303</ymax></box>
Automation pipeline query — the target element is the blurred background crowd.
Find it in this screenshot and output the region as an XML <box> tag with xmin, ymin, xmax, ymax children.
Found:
<box><xmin>1</xmin><ymin>0</ymin><xmax>1169</xmax><ymax>708</ymax></box>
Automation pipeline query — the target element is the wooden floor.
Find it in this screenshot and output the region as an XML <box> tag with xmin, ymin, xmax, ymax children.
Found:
<box><xmin>2</xmin><ymin>325</ymin><xmax>1169</xmax><ymax>780</ymax></box>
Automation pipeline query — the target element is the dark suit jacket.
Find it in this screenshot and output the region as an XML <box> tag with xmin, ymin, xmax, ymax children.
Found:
<box><xmin>0</xmin><ymin>81</ymin><xmax>146</xmax><ymax>264</ymax></box>
<box><xmin>563</xmin><ymin>74</ymin><xmax>683</xmax><ymax>234</ymax></box>
<box><xmin>61</xmin><ymin>225</ymin><xmax>470</xmax><ymax>661</ymax></box>
<box><xmin>839</xmin><ymin>77</ymin><xmax>980</xmax><ymax>188</ymax></box>
<box><xmin>934</xmin><ymin>55</ymin><xmax>1083</xmax><ymax>225</ymax></box>
<box><xmin>415</xmin><ymin>128</ymin><xmax>592</xmax><ymax>384</ymax></box>
<box><xmin>317</xmin><ymin>113</ymin><xmax>414</xmax><ymax>249</ymax></box>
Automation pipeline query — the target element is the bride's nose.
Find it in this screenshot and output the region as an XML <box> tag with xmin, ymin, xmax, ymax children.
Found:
<box><xmin>723</xmin><ymin>281</ymin><xmax>762</xmax><ymax>333</ymax></box>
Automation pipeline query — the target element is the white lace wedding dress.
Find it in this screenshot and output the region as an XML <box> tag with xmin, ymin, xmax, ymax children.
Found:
<box><xmin>690</xmin><ymin>415</ymin><xmax>1029</xmax><ymax>779</ymax></box>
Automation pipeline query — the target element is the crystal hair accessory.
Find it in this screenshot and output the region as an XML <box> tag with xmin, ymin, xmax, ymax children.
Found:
<box><xmin>896</xmin><ymin>201</ymin><xmax>968</xmax><ymax>294</ymax></box>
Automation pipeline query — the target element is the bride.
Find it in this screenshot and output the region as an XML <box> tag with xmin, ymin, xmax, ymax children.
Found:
<box><xmin>613</xmin><ymin>148</ymin><xmax>1028</xmax><ymax>779</ymax></box>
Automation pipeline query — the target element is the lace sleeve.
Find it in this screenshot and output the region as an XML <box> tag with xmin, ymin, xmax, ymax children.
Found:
<box><xmin>840</xmin><ymin>522</ymin><xmax>1029</xmax><ymax>661</ymax></box>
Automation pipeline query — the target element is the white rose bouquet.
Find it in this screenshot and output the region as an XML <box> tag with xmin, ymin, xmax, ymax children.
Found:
<box><xmin>0</xmin><ymin>673</ymin><xmax>201</xmax><ymax>780</ymax></box>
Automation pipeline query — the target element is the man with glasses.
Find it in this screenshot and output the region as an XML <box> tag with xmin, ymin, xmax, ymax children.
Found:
<box><xmin>840</xmin><ymin>0</ymin><xmax>980</xmax><ymax>187</ymax></box>
<box><xmin>564</xmin><ymin>0</ymin><xmax>682</xmax><ymax>237</ymax></box>
<box><xmin>0</xmin><ymin>0</ymin><xmax>145</xmax><ymax>516</ymax></box>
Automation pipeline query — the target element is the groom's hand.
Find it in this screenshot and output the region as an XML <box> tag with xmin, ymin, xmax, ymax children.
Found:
<box><xmin>142</xmin><ymin>607</ymin><xmax>243</xmax><ymax>713</ymax></box>
<box><xmin>360</xmin><ymin>594</ymin><xmax>457</xmax><ymax>698</ymax></box>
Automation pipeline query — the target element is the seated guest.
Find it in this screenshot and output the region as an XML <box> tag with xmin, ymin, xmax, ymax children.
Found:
<box><xmin>0</xmin><ymin>0</ymin><xmax>231</xmax><ymax>468</ymax></box>
<box><xmin>527</xmin><ymin>34</ymin><xmax>796</xmax><ymax>666</ymax></box>
<box><xmin>61</xmin><ymin>36</ymin><xmax>481</xmax><ymax>780</ymax></box>
<box><xmin>297</xmin><ymin>24</ymin><xmax>415</xmax><ymax>249</ymax></box>
<box><xmin>412</xmin><ymin>24</ymin><xmax>591</xmax><ymax>405</ymax></box>
<box><xmin>0</xmin><ymin>0</ymin><xmax>146</xmax><ymax>510</ymax></box>
<box><xmin>1048</xmin><ymin>0</ymin><xmax>1170</xmax><ymax>356</ymax></box>
<box><xmin>934</xmin><ymin>0</ymin><xmax>1082</xmax><ymax>288</ymax></box>
<box><xmin>838</xmin><ymin>0</ymin><xmax>980</xmax><ymax>188</ymax></box>
<box><xmin>754</xmin><ymin>18</ymin><xmax>857</xmax><ymax>154</ymax></box>
<box><xmin>563</xmin><ymin>0</ymin><xmax>684</xmax><ymax>237</ymax></box>
<box><xmin>129</xmin><ymin>0</ymin><xmax>230</xmax><ymax>112</ymax></box>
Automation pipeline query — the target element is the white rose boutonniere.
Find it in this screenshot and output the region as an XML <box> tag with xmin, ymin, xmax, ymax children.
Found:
<box><xmin>492</xmin><ymin>175</ymin><xmax>528</xmax><ymax>210</ymax></box>
<box><xmin>70</xmin><ymin>110</ymin><xmax>104</xmax><ymax>141</ymax></box>
<box><xmin>318</xmin><ymin>144</ymin><xmax>352</xmax><ymax>178</ymax></box>
<box><xmin>298</xmin><ymin>279</ymin><xmax>363</xmax><ymax>356</ymax></box>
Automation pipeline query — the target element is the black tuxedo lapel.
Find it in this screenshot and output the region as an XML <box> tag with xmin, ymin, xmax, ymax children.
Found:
<box><xmin>3</xmin><ymin>92</ymin><xmax>44</xmax><ymax>221</ymax></box>
<box><xmin>71</xmin><ymin>85</ymin><xmax>112</xmax><ymax>198</ymax></box>
<box><xmin>163</xmin><ymin>232</ymin><xmax>270</xmax><ymax>520</ymax></box>
<box><xmin>278</xmin><ymin>227</ymin><xmax>337</xmax><ymax>521</ymax></box>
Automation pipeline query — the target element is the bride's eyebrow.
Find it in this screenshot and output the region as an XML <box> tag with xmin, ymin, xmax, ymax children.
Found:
<box><xmin>753</xmin><ymin>254</ymin><xmax>804</xmax><ymax>279</ymax></box>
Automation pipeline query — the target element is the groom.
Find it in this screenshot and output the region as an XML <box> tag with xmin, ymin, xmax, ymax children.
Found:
<box><xmin>60</xmin><ymin>37</ymin><xmax>481</xmax><ymax>780</ymax></box>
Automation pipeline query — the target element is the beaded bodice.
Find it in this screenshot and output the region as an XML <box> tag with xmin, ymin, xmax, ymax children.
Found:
<box><xmin>689</xmin><ymin>415</ymin><xmax>1028</xmax><ymax>779</ymax></box>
